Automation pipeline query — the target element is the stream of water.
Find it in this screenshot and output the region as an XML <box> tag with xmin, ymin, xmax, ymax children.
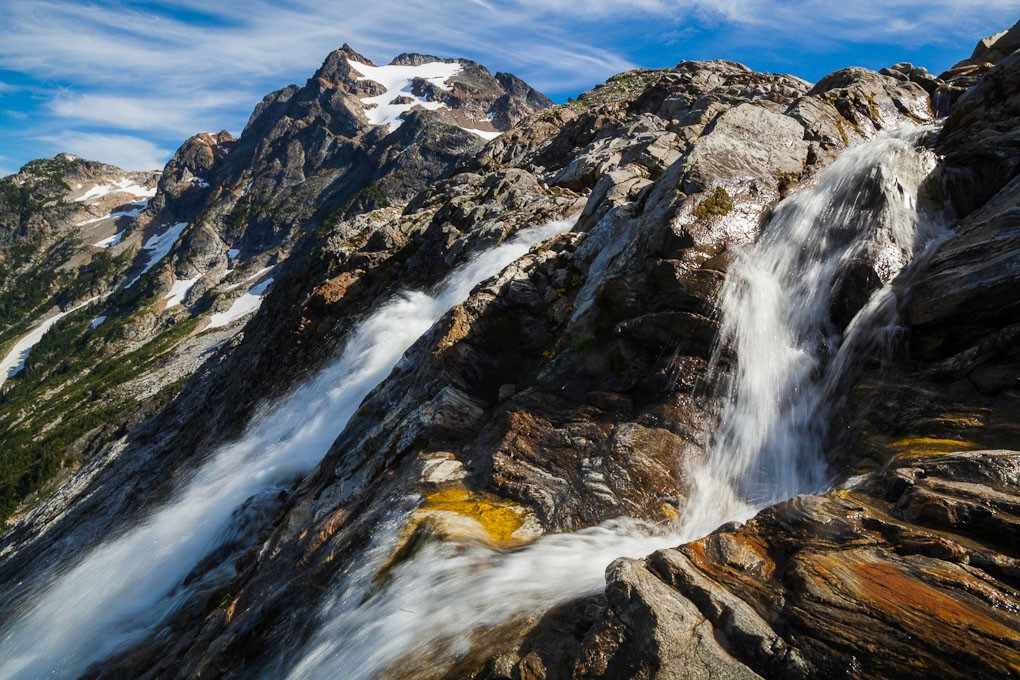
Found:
<box><xmin>286</xmin><ymin>127</ymin><xmax>943</xmax><ymax>679</ymax></box>
<box><xmin>0</xmin><ymin>219</ymin><xmax>574</xmax><ymax>679</ymax></box>
<box><xmin>0</xmin><ymin>127</ymin><xmax>942</xmax><ymax>680</ymax></box>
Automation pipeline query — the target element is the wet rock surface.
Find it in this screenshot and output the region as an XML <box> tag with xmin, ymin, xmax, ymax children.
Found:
<box><xmin>569</xmin><ymin>450</ymin><xmax>1020</xmax><ymax>680</ymax></box>
<box><xmin>82</xmin><ymin>52</ymin><xmax>951</xmax><ymax>679</ymax></box>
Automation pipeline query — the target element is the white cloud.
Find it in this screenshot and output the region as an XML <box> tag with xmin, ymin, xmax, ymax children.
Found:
<box><xmin>49</xmin><ymin>91</ymin><xmax>251</xmax><ymax>135</ymax></box>
<box><xmin>37</xmin><ymin>132</ymin><xmax>170</xmax><ymax>170</ymax></box>
<box><xmin>0</xmin><ymin>0</ymin><xmax>1017</xmax><ymax>170</ymax></box>
<box><xmin>0</xmin><ymin>1</ymin><xmax>635</xmax><ymax>104</ymax></box>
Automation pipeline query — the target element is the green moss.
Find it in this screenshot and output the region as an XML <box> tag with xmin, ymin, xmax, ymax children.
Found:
<box><xmin>568</xmin><ymin>69</ymin><xmax>670</xmax><ymax>110</ymax></box>
<box><xmin>693</xmin><ymin>187</ymin><xmax>734</xmax><ymax>220</ymax></box>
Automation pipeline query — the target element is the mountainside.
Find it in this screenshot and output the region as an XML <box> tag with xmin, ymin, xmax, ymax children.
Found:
<box><xmin>1</xmin><ymin>23</ymin><xmax>1020</xmax><ymax>680</ymax></box>
<box><xmin>0</xmin><ymin>45</ymin><xmax>550</xmax><ymax>524</ymax></box>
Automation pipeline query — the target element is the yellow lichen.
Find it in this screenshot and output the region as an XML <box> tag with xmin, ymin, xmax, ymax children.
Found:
<box><xmin>373</xmin><ymin>486</ymin><xmax>530</xmax><ymax>588</ymax></box>
<box><xmin>659</xmin><ymin>502</ymin><xmax>680</xmax><ymax>522</ymax></box>
<box><xmin>420</xmin><ymin>486</ymin><xmax>525</xmax><ymax>546</ymax></box>
<box><xmin>887</xmin><ymin>436</ymin><xmax>979</xmax><ymax>458</ymax></box>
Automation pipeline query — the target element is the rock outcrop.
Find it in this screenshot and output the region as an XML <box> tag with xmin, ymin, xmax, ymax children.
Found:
<box><xmin>65</xmin><ymin>49</ymin><xmax>947</xmax><ymax>680</ymax></box>
<box><xmin>0</xmin><ymin>43</ymin><xmax>550</xmax><ymax>558</ymax></box>
<box><xmin>572</xmin><ymin>450</ymin><xmax>1020</xmax><ymax>680</ymax></box>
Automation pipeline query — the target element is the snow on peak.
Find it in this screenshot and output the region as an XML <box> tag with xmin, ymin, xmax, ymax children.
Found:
<box><xmin>74</xmin><ymin>178</ymin><xmax>156</xmax><ymax>203</ymax></box>
<box><xmin>346</xmin><ymin>58</ymin><xmax>462</xmax><ymax>129</ymax></box>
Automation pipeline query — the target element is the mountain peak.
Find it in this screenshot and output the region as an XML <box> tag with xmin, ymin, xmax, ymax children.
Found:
<box><xmin>337</xmin><ymin>42</ymin><xmax>375</xmax><ymax>66</ymax></box>
<box><xmin>389</xmin><ymin>52</ymin><xmax>460</xmax><ymax>67</ymax></box>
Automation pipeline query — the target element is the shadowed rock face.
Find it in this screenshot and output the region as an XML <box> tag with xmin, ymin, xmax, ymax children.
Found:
<box><xmin>2</xmin><ymin>25</ymin><xmax>1020</xmax><ymax>680</ymax></box>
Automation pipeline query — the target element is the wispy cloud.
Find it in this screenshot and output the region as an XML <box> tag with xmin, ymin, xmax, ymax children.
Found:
<box><xmin>36</xmin><ymin>132</ymin><xmax>171</xmax><ymax>170</ymax></box>
<box><xmin>0</xmin><ymin>0</ymin><xmax>1017</xmax><ymax>170</ymax></box>
<box><xmin>49</xmin><ymin>91</ymin><xmax>251</xmax><ymax>135</ymax></box>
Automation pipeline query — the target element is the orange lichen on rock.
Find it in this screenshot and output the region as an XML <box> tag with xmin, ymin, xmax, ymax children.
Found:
<box><xmin>302</xmin><ymin>506</ymin><xmax>351</xmax><ymax>562</ymax></box>
<box><xmin>434</xmin><ymin>306</ymin><xmax>473</xmax><ymax>353</ymax></box>
<box><xmin>313</xmin><ymin>270</ymin><xmax>363</xmax><ymax>305</ymax></box>
<box><xmin>803</xmin><ymin>549</ymin><xmax>1020</xmax><ymax>672</ymax></box>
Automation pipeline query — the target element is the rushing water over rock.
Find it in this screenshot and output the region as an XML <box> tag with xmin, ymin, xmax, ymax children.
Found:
<box><xmin>285</xmin><ymin>127</ymin><xmax>945</xmax><ymax>679</ymax></box>
<box><xmin>0</xmin><ymin>219</ymin><xmax>574</xmax><ymax>680</ymax></box>
<box><xmin>681</xmin><ymin>126</ymin><xmax>942</xmax><ymax>537</ymax></box>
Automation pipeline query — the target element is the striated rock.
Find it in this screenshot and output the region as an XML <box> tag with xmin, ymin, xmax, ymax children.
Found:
<box><xmin>938</xmin><ymin>51</ymin><xmax>1020</xmax><ymax>218</ymax></box>
<box><xmin>568</xmin><ymin>450</ymin><xmax>1020</xmax><ymax>680</ymax></box>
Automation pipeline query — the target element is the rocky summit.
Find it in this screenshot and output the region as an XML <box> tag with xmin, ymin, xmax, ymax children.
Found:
<box><xmin>1</xmin><ymin>22</ymin><xmax>1019</xmax><ymax>680</ymax></box>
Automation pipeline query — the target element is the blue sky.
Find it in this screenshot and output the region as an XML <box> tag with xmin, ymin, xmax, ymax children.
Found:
<box><xmin>0</xmin><ymin>1</ymin><xmax>1018</xmax><ymax>175</ymax></box>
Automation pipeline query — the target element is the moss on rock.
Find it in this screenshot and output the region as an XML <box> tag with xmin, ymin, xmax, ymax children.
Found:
<box><xmin>693</xmin><ymin>187</ymin><xmax>733</xmax><ymax>220</ymax></box>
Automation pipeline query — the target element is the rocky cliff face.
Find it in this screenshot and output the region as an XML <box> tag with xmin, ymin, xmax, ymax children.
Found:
<box><xmin>1</xmin><ymin>26</ymin><xmax>1019</xmax><ymax>680</ymax></box>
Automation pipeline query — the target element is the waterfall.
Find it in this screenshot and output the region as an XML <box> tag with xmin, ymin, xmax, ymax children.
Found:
<box><xmin>680</xmin><ymin>125</ymin><xmax>941</xmax><ymax>537</ymax></box>
<box><xmin>285</xmin><ymin>127</ymin><xmax>943</xmax><ymax>679</ymax></box>
<box><xmin>0</xmin><ymin>218</ymin><xmax>574</xmax><ymax>680</ymax></box>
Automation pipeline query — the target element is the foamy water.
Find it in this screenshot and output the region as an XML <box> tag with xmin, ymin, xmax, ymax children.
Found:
<box><xmin>286</xmin><ymin>128</ymin><xmax>944</xmax><ymax>679</ymax></box>
<box><xmin>0</xmin><ymin>219</ymin><xmax>574</xmax><ymax>679</ymax></box>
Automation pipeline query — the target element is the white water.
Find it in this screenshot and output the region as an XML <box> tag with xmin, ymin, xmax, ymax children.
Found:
<box><xmin>286</xmin><ymin>128</ymin><xmax>943</xmax><ymax>679</ymax></box>
<box><xmin>681</xmin><ymin>126</ymin><xmax>941</xmax><ymax>536</ymax></box>
<box><xmin>0</xmin><ymin>218</ymin><xmax>574</xmax><ymax>680</ymax></box>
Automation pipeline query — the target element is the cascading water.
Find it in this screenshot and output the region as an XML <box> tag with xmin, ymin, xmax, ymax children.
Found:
<box><xmin>680</xmin><ymin>125</ymin><xmax>942</xmax><ymax>537</ymax></box>
<box><xmin>286</xmin><ymin>127</ymin><xmax>944</xmax><ymax>679</ymax></box>
<box><xmin>0</xmin><ymin>218</ymin><xmax>575</xmax><ymax>680</ymax></box>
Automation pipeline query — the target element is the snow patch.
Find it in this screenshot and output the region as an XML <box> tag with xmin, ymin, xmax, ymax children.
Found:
<box><xmin>164</xmin><ymin>276</ymin><xmax>201</xmax><ymax>309</ymax></box>
<box><xmin>207</xmin><ymin>277</ymin><xmax>274</xmax><ymax>329</ymax></box>
<box><xmin>459</xmin><ymin>126</ymin><xmax>502</xmax><ymax>141</ymax></box>
<box><xmin>347</xmin><ymin>58</ymin><xmax>461</xmax><ymax>129</ymax></box>
<box><xmin>74</xmin><ymin>178</ymin><xmax>156</xmax><ymax>203</ymax></box>
<box><xmin>227</xmin><ymin>248</ymin><xmax>240</xmax><ymax>259</ymax></box>
<box><xmin>89</xmin><ymin>315</ymin><xmax>107</xmax><ymax>329</ymax></box>
<box><xmin>124</xmin><ymin>222</ymin><xmax>188</xmax><ymax>289</ymax></box>
<box><xmin>224</xmin><ymin>265</ymin><xmax>274</xmax><ymax>291</ymax></box>
<box><xmin>0</xmin><ymin>298</ymin><xmax>98</xmax><ymax>387</ymax></box>
<box><xmin>93</xmin><ymin>230</ymin><xmax>126</xmax><ymax>248</ymax></box>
